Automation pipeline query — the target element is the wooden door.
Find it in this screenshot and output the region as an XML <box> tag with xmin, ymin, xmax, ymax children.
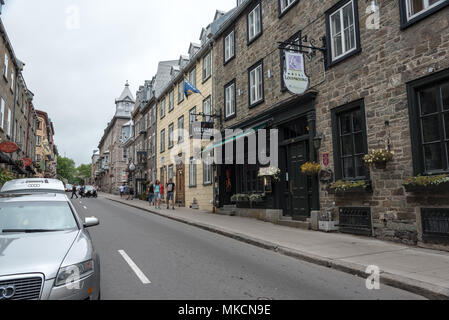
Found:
<box><xmin>175</xmin><ymin>165</ymin><xmax>185</xmax><ymax>207</ymax></box>
<box><xmin>287</xmin><ymin>141</ymin><xmax>310</xmax><ymax>220</ymax></box>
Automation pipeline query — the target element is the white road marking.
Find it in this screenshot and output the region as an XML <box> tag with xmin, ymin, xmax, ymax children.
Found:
<box><xmin>83</xmin><ymin>206</ymin><xmax>88</xmax><ymax>210</ymax></box>
<box><xmin>118</xmin><ymin>250</ymin><xmax>151</xmax><ymax>284</ymax></box>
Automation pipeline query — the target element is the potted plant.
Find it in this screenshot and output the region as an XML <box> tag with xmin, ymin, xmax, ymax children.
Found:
<box><xmin>258</xmin><ymin>167</ymin><xmax>281</xmax><ymax>182</ymax></box>
<box><xmin>318</xmin><ymin>210</ymin><xmax>339</xmax><ymax>233</ymax></box>
<box><xmin>301</xmin><ymin>162</ymin><xmax>321</xmax><ymax>176</ymax></box>
<box><xmin>0</xmin><ymin>169</ymin><xmax>14</xmax><ymax>187</ymax></box>
<box><xmin>403</xmin><ymin>174</ymin><xmax>449</xmax><ymax>193</ymax></box>
<box><xmin>248</xmin><ymin>194</ymin><xmax>264</xmax><ymax>208</ymax></box>
<box><xmin>328</xmin><ymin>180</ymin><xmax>372</xmax><ymax>195</ymax></box>
<box><xmin>363</xmin><ymin>149</ymin><xmax>395</xmax><ymax>169</ymax></box>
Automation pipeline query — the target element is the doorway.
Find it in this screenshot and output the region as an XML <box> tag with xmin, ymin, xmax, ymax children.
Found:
<box><xmin>175</xmin><ymin>164</ymin><xmax>185</xmax><ymax>207</ymax></box>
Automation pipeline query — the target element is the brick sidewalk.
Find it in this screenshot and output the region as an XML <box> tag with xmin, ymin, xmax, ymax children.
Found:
<box><xmin>100</xmin><ymin>192</ymin><xmax>449</xmax><ymax>299</ymax></box>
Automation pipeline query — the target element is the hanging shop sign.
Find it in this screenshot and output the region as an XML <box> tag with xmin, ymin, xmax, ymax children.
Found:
<box><xmin>322</xmin><ymin>153</ymin><xmax>330</xmax><ymax>168</ymax></box>
<box><xmin>283</xmin><ymin>51</ymin><xmax>309</xmax><ymax>95</ymax></box>
<box><xmin>0</xmin><ymin>142</ymin><xmax>19</xmax><ymax>153</ymax></box>
<box><xmin>192</xmin><ymin>122</ymin><xmax>214</xmax><ymax>140</ymax></box>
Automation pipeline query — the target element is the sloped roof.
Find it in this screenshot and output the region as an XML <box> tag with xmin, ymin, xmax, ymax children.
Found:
<box><xmin>116</xmin><ymin>82</ymin><xmax>135</xmax><ymax>103</ymax></box>
<box><xmin>153</xmin><ymin>60</ymin><xmax>179</xmax><ymax>98</ymax></box>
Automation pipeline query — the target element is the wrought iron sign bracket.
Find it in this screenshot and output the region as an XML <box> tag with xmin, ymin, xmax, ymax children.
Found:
<box><xmin>278</xmin><ymin>35</ymin><xmax>327</xmax><ymax>60</ymax></box>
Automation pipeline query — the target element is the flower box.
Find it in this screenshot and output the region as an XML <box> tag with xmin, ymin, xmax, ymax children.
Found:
<box><xmin>327</xmin><ymin>180</ymin><xmax>373</xmax><ymax>195</ymax></box>
<box><xmin>404</xmin><ymin>181</ymin><xmax>449</xmax><ymax>193</ymax></box>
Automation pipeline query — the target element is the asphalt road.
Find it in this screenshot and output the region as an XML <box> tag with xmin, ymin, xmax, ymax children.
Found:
<box><xmin>70</xmin><ymin>197</ymin><xmax>425</xmax><ymax>300</ymax></box>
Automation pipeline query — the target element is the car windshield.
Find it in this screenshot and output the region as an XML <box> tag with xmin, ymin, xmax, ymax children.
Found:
<box><xmin>0</xmin><ymin>201</ymin><xmax>78</xmax><ymax>233</ymax></box>
<box><xmin>85</xmin><ymin>186</ymin><xmax>94</xmax><ymax>191</ymax></box>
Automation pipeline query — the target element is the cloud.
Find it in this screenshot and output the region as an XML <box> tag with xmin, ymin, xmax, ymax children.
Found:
<box><xmin>2</xmin><ymin>0</ymin><xmax>235</xmax><ymax>166</ymax></box>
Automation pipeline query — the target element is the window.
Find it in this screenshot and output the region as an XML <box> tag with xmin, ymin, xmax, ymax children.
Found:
<box><xmin>7</xmin><ymin>107</ymin><xmax>12</xmax><ymax>136</ymax></box>
<box><xmin>168</xmin><ymin>165</ymin><xmax>174</xmax><ymax>180</ymax></box>
<box><xmin>279</xmin><ymin>0</ymin><xmax>298</xmax><ymax>16</ymax></box>
<box><xmin>36</xmin><ymin>154</ymin><xmax>41</xmax><ymax>162</ymax></box>
<box><xmin>178</xmin><ymin>115</ymin><xmax>184</xmax><ymax>143</ymax></box>
<box><xmin>168</xmin><ymin>123</ymin><xmax>174</xmax><ymax>148</ymax></box>
<box><xmin>0</xmin><ymin>98</ymin><xmax>4</xmax><ymax>130</ymax></box>
<box><xmin>203</xmin><ymin>151</ymin><xmax>213</xmax><ymax>185</ymax></box>
<box><xmin>36</xmin><ymin>135</ymin><xmax>41</xmax><ymax>146</ymax></box>
<box><xmin>189</xmin><ymin>107</ymin><xmax>197</xmax><ymax>137</ymax></box>
<box><xmin>407</xmin><ymin>72</ymin><xmax>449</xmax><ymax>174</ymax></box>
<box><xmin>248</xmin><ymin>61</ymin><xmax>264</xmax><ymax>107</ymax></box>
<box><xmin>224</xmin><ymin>30</ymin><xmax>235</xmax><ymax>63</ymax></box>
<box><xmin>189</xmin><ymin>157</ymin><xmax>197</xmax><ymax>187</ymax></box>
<box><xmin>326</xmin><ymin>0</ymin><xmax>360</xmax><ymax>67</ymax></box>
<box><xmin>225</xmin><ymin>80</ymin><xmax>236</xmax><ymax>119</ymax></box>
<box><xmin>178</xmin><ymin>80</ymin><xmax>184</xmax><ymax>104</ymax></box>
<box><xmin>189</xmin><ymin>68</ymin><xmax>196</xmax><ymax>88</ymax></box>
<box><xmin>169</xmin><ymin>90</ymin><xmax>174</xmax><ymax>112</ymax></box>
<box><xmin>10</xmin><ymin>72</ymin><xmax>14</xmax><ymax>91</ymax></box>
<box><xmin>247</xmin><ymin>3</ymin><xmax>262</xmax><ymax>43</ymax></box>
<box><xmin>203</xmin><ymin>96</ymin><xmax>212</xmax><ymax>123</ymax></box>
<box><xmin>160</xmin><ymin>129</ymin><xmax>166</xmax><ymax>152</ymax></box>
<box><xmin>3</xmin><ymin>53</ymin><xmax>8</xmax><ymax>78</ymax></box>
<box><xmin>400</xmin><ymin>0</ymin><xmax>449</xmax><ymax>28</ymax></box>
<box><xmin>123</xmin><ymin>147</ymin><xmax>128</xmax><ymax>161</ymax></box>
<box><xmin>161</xmin><ymin>98</ymin><xmax>166</xmax><ymax>119</ymax></box>
<box><xmin>331</xmin><ymin>100</ymin><xmax>368</xmax><ymax>180</ymax></box>
<box><xmin>202</xmin><ymin>52</ymin><xmax>211</xmax><ymax>82</ymax></box>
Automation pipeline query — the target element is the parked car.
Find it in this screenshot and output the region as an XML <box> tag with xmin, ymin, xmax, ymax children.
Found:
<box><xmin>84</xmin><ymin>186</ymin><xmax>97</xmax><ymax>198</ymax></box>
<box><xmin>1</xmin><ymin>179</ymin><xmax>65</xmax><ymax>194</ymax></box>
<box><xmin>0</xmin><ymin>193</ymin><xmax>101</xmax><ymax>300</ymax></box>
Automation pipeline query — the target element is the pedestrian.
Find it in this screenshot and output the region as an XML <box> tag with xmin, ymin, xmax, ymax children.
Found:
<box><xmin>71</xmin><ymin>185</ymin><xmax>78</xmax><ymax>199</ymax></box>
<box><xmin>119</xmin><ymin>184</ymin><xmax>125</xmax><ymax>198</ymax></box>
<box><xmin>154</xmin><ymin>180</ymin><xmax>161</xmax><ymax>209</ymax></box>
<box><xmin>148</xmin><ymin>181</ymin><xmax>154</xmax><ymax>206</ymax></box>
<box><xmin>166</xmin><ymin>178</ymin><xmax>176</xmax><ymax>210</ymax></box>
<box><xmin>80</xmin><ymin>185</ymin><xmax>85</xmax><ymax>198</ymax></box>
<box><xmin>128</xmin><ymin>185</ymin><xmax>134</xmax><ymax>200</ymax></box>
<box><xmin>124</xmin><ymin>184</ymin><xmax>129</xmax><ymax>200</ymax></box>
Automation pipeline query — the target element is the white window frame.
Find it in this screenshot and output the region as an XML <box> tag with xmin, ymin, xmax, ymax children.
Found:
<box><xmin>202</xmin><ymin>52</ymin><xmax>211</xmax><ymax>81</ymax></box>
<box><xmin>279</xmin><ymin>0</ymin><xmax>297</xmax><ymax>13</ymax></box>
<box><xmin>189</xmin><ymin>157</ymin><xmax>197</xmax><ymax>187</ymax></box>
<box><xmin>225</xmin><ymin>82</ymin><xmax>236</xmax><ymax>118</ymax></box>
<box><xmin>224</xmin><ymin>30</ymin><xmax>235</xmax><ymax>63</ymax></box>
<box><xmin>0</xmin><ymin>98</ymin><xmax>4</xmax><ymax>130</ymax></box>
<box><xmin>3</xmin><ymin>54</ymin><xmax>8</xmax><ymax>78</ymax></box>
<box><xmin>203</xmin><ymin>151</ymin><xmax>213</xmax><ymax>185</ymax></box>
<box><xmin>178</xmin><ymin>115</ymin><xmax>184</xmax><ymax>143</ymax></box>
<box><xmin>203</xmin><ymin>97</ymin><xmax>212</xmax><ymax>123</ymax></box>
<box><xmin>248</xmin><ymin>4</ymin><xmax>262</xmax><ymax>42</ymax></box>
<box><xmin>161</xmin><ymin>98</ymin><xmax>166</xmax><ymax>118</ymax></box>
<box><xmin>161</xmin><ymin>129</ymin><xmax>166</xmax><ymax>152</ymax></box>
<box><xmin>249</xmin><ymin>63</ymin><xmax>263</xmax><ymax>106</ymax></box>
<box><xmin>329</xmin><ymin>0</ymin><xmax>357</xmax><ymax>62</ymax></box>
<box><xmin>406</xmin><ymin>0</ymin><xmax>445</xmax><ymax>20</ymax></box>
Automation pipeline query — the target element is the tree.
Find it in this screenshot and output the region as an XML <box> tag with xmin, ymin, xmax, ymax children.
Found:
<box><xmin>57</xmin><ymin>156</ymin><xmax>76</xmax><ymax>183</ymax></box>
<box><xmin>76</xmin><ymin>163</ymin><xmax>92</xmax><ymax>184</ymax></box>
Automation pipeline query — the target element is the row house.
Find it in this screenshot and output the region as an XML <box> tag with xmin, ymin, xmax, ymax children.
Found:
<box><xmin>212</xmin><ymin>0</ymin><xmax>449</xmax><ymax>249</ymax></box>
<box><xmin>0</xmin><ymin>18</ymin><xmax>40</xmax><ymax>177</ymax></box>
<box><xmin>96</xmin><ymin>83</ymin><xmax>135</xmax><ymax>194</ymax></box>
<box><xmin>156</xmin><ymin>10</ymin><xmax>234</xmax><ymax>211</ymax></box>
<box><xmin>35</xmin><ymin>110</ymin><xmax>57</xmax><ymax>178</ymax></box>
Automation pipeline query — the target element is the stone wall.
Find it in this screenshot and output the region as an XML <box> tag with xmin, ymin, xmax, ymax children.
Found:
<box><xmin>213</xmin><ymin>0</ymin><xmax>449</xmax><ymax>247</ymax></box>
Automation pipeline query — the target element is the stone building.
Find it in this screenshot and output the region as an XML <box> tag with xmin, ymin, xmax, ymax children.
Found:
<box><xmin>212</xmin><ymin>0</ymin><xmax>449</xmax><ymax>249</ymax></box>
<box><xmin>0</xmin><ymin>18</ymin><xmax>39</xmax><ymax>176</ymax></box>
<box><xmin>96</xmin><ymin>82</ymin><xmax>135</xmax><ymax>194</ymax></box>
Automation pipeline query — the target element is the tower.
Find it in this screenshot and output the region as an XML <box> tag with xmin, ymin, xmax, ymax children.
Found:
<box><xmin>115</xmin><ymin>81</ymin><xmax>135</xmax><ymax>118</ymax></box>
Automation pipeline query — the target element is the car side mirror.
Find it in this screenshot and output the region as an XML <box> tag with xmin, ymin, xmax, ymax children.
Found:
<box><xmin>84</xmin><ymin>217</ymin><xmax>100</xmax><ymax>228</ymax></box>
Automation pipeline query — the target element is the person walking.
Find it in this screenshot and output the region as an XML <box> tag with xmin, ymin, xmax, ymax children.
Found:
<box><xmin>128</xmin><ymin>185</ymin><xmax>134</xmax><ymax>200</ymax></box>
<box><xmin>119</xmin><ymin>184</ymin><xmax>125</xmax><ymax>198</ymax></box>
<box><xmin>166</xmin><ymin>178</ymin><xmax>175</xmax><ymax>210</ymax></box>
<box><xmin>124</xmin><ymin>184</ymin><xmax>129</xmax><ymax>200</ymax></box>
<box><xmin>148</xmin><ymin>182</ymin><xmax>155</xmax><ymax>206</ymax></box>
<box><xmin>71</xmin><ymin>185</ymin><xmax>78</xmax><ymax>199</ymax></box>
<box><xmin>154</xmin><ymin>180</ymin><xmax>161</xmax><ymax>209</ymax></box>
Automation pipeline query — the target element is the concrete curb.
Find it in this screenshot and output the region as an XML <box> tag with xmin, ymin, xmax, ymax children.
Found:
<box><xmin>105</xmin><ymin>196</ymin><xmax>449</xmax><ymax>300</ymax></box>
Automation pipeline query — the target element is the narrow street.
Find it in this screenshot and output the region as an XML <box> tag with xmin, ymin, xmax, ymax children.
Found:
<box><xmin>70</xmin><ymin>197</ymin><xmax>424</xmax><ymax>300</ymax></box>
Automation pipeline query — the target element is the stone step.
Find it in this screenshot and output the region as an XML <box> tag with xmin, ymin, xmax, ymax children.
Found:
<box><xmin>277</xmin><ymin>219</ymin><xmax>310</xmax><ymax>230</ymax></box>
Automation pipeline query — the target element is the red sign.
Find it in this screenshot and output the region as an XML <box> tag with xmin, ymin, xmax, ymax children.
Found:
<box><xmin>22</xmin><ymin>158</ymin><xmax>33</xmax><ymax>167</ymax></box>
<box><xmin>0</xmin><ymin>142</ymin><xmax>18</xmax><ymax>153</ymax></box>
<box><xmin>322</xmin><ymin>153</ymin><xmax>330</xmax><ymax>168</ymax></box>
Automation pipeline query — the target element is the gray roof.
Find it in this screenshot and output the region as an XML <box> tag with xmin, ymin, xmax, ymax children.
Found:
<box><xmin>116</xmin><ymin>82</ymin><xmax>135</xmax><ymax>103</ymax></box>
<box><xmin>153</xmin><ymin>60</ymin><xmax>179</xmax><ymax>98</ymax></box>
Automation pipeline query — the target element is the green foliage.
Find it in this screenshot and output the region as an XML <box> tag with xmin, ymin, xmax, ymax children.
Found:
<box><xmin>57</xmin><ymin>156</ymin><xmax>76</xmax><ymax>183</ymax></box>
<box><xmin>0</xmin><ymin>169</ymin><xmax>15</xmax><ymax>186</ymax></box>
<box><xmin>404</xmin><ymin>174</ymin><xmax>449</xmax><ymax>187</ymax></box>
<box><xmin>329</xmin><ymin>180</ymin><xmax>367</xmax><ymax>192</ymax></box>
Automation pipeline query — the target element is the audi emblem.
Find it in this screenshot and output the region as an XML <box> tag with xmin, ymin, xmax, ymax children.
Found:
<box><xmin>27</xmin><ymin>184</ymin><xmax>41</xmax><ymax>188</ymax></box>
<box><xmin>0</xmin><ymin>285</ymin><xmax>16</xmax><ymax>300</ymax></box>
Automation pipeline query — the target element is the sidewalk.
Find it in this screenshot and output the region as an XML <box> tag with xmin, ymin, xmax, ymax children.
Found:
<box><xmin>100</xmin><ymin>192</ymin><xmax>449</xmax><ymax>299</ymax></box>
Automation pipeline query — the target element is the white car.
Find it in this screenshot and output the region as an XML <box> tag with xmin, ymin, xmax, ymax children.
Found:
<box><xmin>1</xmin><ymin>179</ymin><xmax>65</xmax><ymax>194</ymax></box>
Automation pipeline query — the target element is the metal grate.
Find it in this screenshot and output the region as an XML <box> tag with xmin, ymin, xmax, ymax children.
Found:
<box><xmin>421</xmin><ymin>208</ymin><xmax>449</xmax><ymax>244</ymax></box>
<box><xmin>339</xmin><ymin>207</ymin><xmax>372</xmax><ymax>236</ymax></box>
<box><xmin>0</xmin><ymin>276</ymin><xmax>43</xmax><ymax>300</ymax></box>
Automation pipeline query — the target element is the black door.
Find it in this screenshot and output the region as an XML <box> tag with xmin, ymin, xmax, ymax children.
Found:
<box><xmin>286</xmin><ymin>141</ymin><xmax>310</xmax><ymax>220</ymax></box>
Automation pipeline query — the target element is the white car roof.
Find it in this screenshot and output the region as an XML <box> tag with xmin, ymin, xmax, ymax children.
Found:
<box><xmin>1</xmin><ymin>179</ymin><xmax>66</xmax><ymax>194</ymax></box>
<box><xmin>0</xmin><ymin>193</ymin><xmax>69</xmax><ymax>203</ymax></box>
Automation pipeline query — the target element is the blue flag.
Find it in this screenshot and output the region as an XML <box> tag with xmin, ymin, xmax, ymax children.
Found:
<box><xmin>184</xmin><ymin>79</ymin><xmax>200</xmax><ymax>99</ymax></box>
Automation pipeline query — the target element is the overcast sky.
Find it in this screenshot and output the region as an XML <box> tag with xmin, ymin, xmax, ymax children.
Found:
<box><xmin>2</xmin><ymin>0</ymin><xmax>235</xmax><ymax>166</ymax></box>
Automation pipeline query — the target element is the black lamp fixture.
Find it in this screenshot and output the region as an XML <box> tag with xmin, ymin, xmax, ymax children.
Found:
<box><xmin>313</xmin><ymin>133</ymin><xmax>324</xmax><ymax>150</ymax></box>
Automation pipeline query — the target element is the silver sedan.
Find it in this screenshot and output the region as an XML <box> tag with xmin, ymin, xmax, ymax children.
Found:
<box><xmin>0</xmin><ymin>193</ymin><xmax>100</xmax><ymax>300</ymax></box>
